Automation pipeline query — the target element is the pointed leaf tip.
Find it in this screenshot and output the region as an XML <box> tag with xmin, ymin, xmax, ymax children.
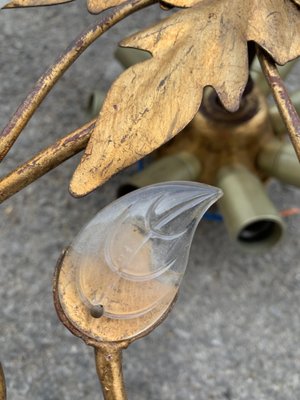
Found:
<box><xmin>71</xmin><ymin>0</ymin><xmax>300</xmax><ymax>194</ymax></box>
<box><xmin>71</xmin><ymin>181</ymin><xmax>221</xmax><ymax>322</ymax></box>
<box><xmin>2</xmin><ymin>0</ymin><xmax>73</xmax><ymax>8</ymax></box>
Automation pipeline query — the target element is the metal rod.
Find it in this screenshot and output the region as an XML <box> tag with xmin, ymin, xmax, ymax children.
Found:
<box><xmin>0</xmin><ymin>363</ymin><xmax>6</xmax><ymax>400</ymax></box>
<box><xmin>0</xmin><ymin>0</ymin><xmax>156</xmax><ymax>161</ymax></box>
<box><xmin>257</xmin><ymin>140</ymin><xmax>300</xmax><ymax>187</ymax></box>
<box><xmin>251</xmin><ymin>57</ymin><xmax>298</xmax><ymax>96</ymax></box>
<box><xmin>257</xmin><ymin>48</ymin><xmax>300</xmax><ymax>162</ymax></box>
<box><xmin>0</xmin><ymin>119</ymin><xmax>96</xmax><ymax>203</ymax></box>
<box><xmin>269</xmin><ymin>90</ymin><xmax>300</xmax><ymax>134</ymax></box>
<box><xmin>95</xmin><ymin>345</ymin><xmax>127</xmax><ymax>400</ymax></box>
<box><xmin>3</xmin><ymin>0</ymin><xmax>74</xmax><ymax>8</ymax></box>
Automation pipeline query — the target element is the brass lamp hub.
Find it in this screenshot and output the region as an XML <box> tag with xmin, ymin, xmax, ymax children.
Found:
<box><xmin>158</xmin><ymin>86</ymin><xmax>277</xmax><ymax>186</ymax></box>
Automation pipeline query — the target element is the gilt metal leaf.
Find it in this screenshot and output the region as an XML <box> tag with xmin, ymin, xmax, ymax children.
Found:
<box><xmin>87</xmin><ymin>0</ymin><xmax>122</xmax><ymax>14</ymax></box>
<box><xmin>70</xmin><ymin>0</ymin><xmax>300</xmax><ymax>196</ymax></box>
<box><xmin>2</xmin><ymin>0</ymin><xmax>73</xmax><ymax>7</ymax></box>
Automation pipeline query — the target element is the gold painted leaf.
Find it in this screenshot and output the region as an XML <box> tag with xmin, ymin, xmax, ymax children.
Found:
<box><xmin>87</xmin><ymin>0</ymin><xmax>122</xmax><ymax>14</ymax></box>
<box><xmin>164</xmin><ymin>0</ymin><xmax>300</xmax><ymax>9</ymax></box>
<box><xmin>87</xmin><ymin>0</ymin><xmax>300</xmax><ymax>16</ymax></box>
<box><xmin>3</xmin><ymin>0</ymin><xmax>73</xmax><ymax>7</ymax></box>
<box><xmin>70</xmin><ymin>0</ymin><xmax>300</xmax><ymax>197</ymax></box>
<box><xmin>86</xmin><ymin>0</ymin><xmax>204</xmax><ymax>13</ymax></box>
<box><xmin>161</xmin><ymin>0</ymin><xmax>206</xmax><ymax>8</ymax></box>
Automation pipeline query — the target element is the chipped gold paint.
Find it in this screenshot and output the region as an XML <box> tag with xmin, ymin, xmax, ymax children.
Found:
<box><xmin>94</xmin><ymin>345</ymin><xmax>127</xmax><ymax>400</ymax></box>
<box><xmin>1</xmin><ymin>0</ymin><xmax>300</xmax><ymax>397</ymax></box>
<box><xmin>258</xmin><ymin>48</ymin><xmax>300</xmax><ymax>162</ymax></box>
<box><xmin>0</xmin><ymin>364</ymin><xmax>6</xmax><ymax>400</ymax></box>
<box><xmin>53</xmin><ymin>249</ymin><xmax>177</xmax><ymax>399</ymax></box>
<box><xmin>0</xmin><ymin>119</ymin><xmax>96</xmax><ymax>204</ymax></box>
<box><xmin>1</xmin><ymin>0</ymin><xmax>300</xmax><ymax>199</ymax></box>
<box><xmin>71</xmin><ymin>0</ymin><xmax>300</xmax><ymax>196</ymax></box>
<box><xmin>3</xmin><ymin>0</ymin><xmax>73</xmax><ymax>8</ymax></box>
<box><xmin>158</xmin><ymin>86</ymin><xmax>276</xmax><ymax>185</ymax></box>
<box><xmin>0</xmin><ymin>0</ymin><xmax>156</xmax><ymax>163</ymax></box>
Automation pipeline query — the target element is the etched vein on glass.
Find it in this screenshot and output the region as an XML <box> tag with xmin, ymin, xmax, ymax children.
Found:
<box><xmin>69</xmin><ymin>182</ymin><xmax>222</xmax><ymax>320</ymax></box>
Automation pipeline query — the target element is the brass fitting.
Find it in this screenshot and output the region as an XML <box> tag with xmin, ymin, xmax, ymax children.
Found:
<box><xmin>257</xmin><ymin>140</ymin><xmax>300</xmax><ymax>187</ymax></box>
<box><xmin>118</xmin><ymin>152</ymin><xmax>201</xmax><ymax>196</ymax></box>
<box><xmin>217</xmin><ymin>165</ymin><xmax>284</xmax><ymax>251</ymax></box>
<box><xmin>159</xmin><ymin>87</ymin><xmax>274</xmax><ymax>185</ymax></box>
<box><xmin>114</xmin><ymin>48</ymin><xmax>291</xmax><ymax>252</ymax></box>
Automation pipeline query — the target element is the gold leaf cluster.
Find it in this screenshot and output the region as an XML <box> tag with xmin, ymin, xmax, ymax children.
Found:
<box><xmin>70</xmin><ymin>0</ymin><xmax>300</xmax><ymax>196</ymax></box>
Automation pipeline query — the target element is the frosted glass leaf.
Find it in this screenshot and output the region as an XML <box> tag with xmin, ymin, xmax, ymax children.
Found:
<box><xmin>70</xmin><ymin>182</ymin><xmax>222</xmax><ymax>320</ymax></box>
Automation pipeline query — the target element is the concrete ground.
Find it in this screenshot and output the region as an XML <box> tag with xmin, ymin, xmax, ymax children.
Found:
<box><xmin>1</xmin><ymin>3</ymin><xmax>300</xmax><ymax>399</ymax></box>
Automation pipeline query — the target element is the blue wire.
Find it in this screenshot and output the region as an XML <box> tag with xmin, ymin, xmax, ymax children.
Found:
<box><xmin>203</xmin><ymin>212</ymin><xmax>223</xmax><ymax>222</ymax></box>
<box><xmin>137</xmin><ymin>159</ymin><xmax>144</xmax><ymax>172</ymax></box>
<box><xmin>135</xmin><ymin>160</ymin><xmax>223</xmax><ymax>222</ymax></box>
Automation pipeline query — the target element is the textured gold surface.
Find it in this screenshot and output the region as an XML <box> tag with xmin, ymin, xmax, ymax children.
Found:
<box><xmin>53</xmin><ymin>249</ymin><xmax>177</xmax><ymax>399</ymax></box>
<box><xmin>54</xmin><ymin>248</ymin><xmax>177</xmax><ymax>343</ymax></box>
<box><xmin>71</xmin><ymin>0</ymin><xmax>300</xmax><ymax>196</ymax></box>
<box><xmin>3</xmin><ymin>0</ymin><xmax>73</xmax><ymax>8</ymax></box>
<box><xmin>1</xmin><ymin>0</ymin><xmax>299</xmax><ymax>199</ymax></box>
<box><xmin>95</xmin><ymin>345</ymin><xmax>127</xmax><ymax>400</ymax></box>
<box><xmin>258</xmin><ymin>49</ymin><xmax>300</xmax><ymax>162</ymax></box>
<box><xmin>0</xmin><ymin>364</ymin><xmax>6</xmax><ymax>400</ymax></box>
<box><xmin>158</xmin><ymin>87</ymin><xmax>275</xmax><ymax>185</ymax></box>
<box><xmin>0</xmin><ymin>119</ymin><xmax>95</xmax><ymax>203</ymax></box>
<box><xmin>0</xmin><ymin>0</ymin><xmax>155</xmax><ymax>163</ymax></box>
<box><xmin>1</xmin><ymin>0</ymin><xmax>300</xmax><ymax>398</ymax></box>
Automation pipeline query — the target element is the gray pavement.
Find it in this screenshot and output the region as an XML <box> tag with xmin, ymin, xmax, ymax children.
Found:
<box><xmin>1</xmin><ymin>3</ymin><xmax>300</xmax><ymax>399</ymax></box>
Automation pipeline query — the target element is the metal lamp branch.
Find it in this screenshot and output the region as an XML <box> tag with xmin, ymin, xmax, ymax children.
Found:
<box><xmin>1</xmin><ymin>0</ymin><xmax>300</xmax><ymax>398</ymax></box>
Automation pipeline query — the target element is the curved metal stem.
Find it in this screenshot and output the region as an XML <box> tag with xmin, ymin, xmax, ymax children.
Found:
<box><xmin>0</xmin><ymin>0</ymin><xmax>156</xmax><ymax>161</ymax></box>
<box><xmin>251</xmin><ymin>57</ymin><xmax>298</xmax><ymax>96</ymax></box>
<box><xmin>0</xmin><ymin>119</ymin><xmax>96</xmax><ymax>203</ymax></box>
<box><xmin>0</xmin><ymin>363</ymin><xmax>6</xmax><ymax>400</ymax></box>
<box><xmin>95</xmin><ymin>344</ymin><xmax>128</xmax><ymax>400</ymax></box>
<box><xmin>269</xmin><ymin>90</ymin><xmax>300</xmax><ymax>134</ymax></box>
<box><xmin>257</xmin><ymin>48</ymin><xmax>300</xmax><ymax>161</ymax></box>
<box><xmin>3</xmin><ymin>0</ymin><xmax>74</xmax><ymax>8</ymax></box>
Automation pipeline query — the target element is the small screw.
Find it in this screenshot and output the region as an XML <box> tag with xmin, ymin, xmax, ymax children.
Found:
<box><xmin>90</xmin><ymin>304</ymin><xmax>104</xmax><ymax>318</ymax></box>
